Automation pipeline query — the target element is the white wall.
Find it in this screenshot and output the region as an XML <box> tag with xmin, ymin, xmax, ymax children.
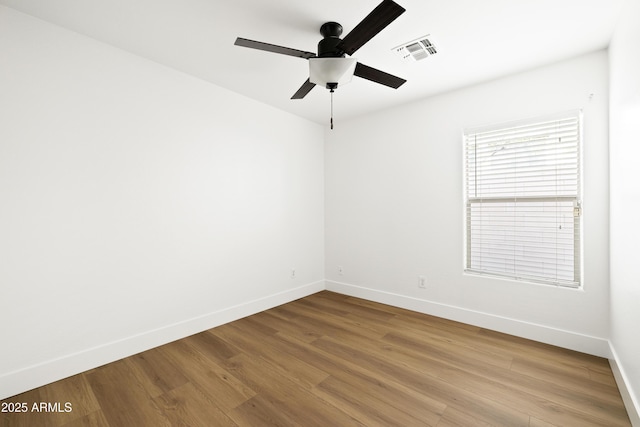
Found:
<box><xmin>325</xmin><ymin>50</ymin><xmax>610</xmax><ymax>356</ymax></box>
<box><xmin>0</xmin><ymin>6</ymin><xmax>324</xmax><ymax>399</ymax></box>
<box><xmin>609</xmin><ymin>0</ymin><xmax>640</xmax><ymax>422</ymax></box>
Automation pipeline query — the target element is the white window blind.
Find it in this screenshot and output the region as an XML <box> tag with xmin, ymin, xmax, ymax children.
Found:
<box><xmin>464</xmin><ymin>112</ymin><xmax>581</xmax><ymax>287</ymax></box>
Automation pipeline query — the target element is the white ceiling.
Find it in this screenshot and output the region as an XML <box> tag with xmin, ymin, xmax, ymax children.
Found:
<box><xmin>0</xmin><ymin>0</ymin><xmax>625</xmax><ymax>125</ymax></box>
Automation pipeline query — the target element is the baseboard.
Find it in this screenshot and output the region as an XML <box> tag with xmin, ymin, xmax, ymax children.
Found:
<box><xmin>0</xmin><ymin>281</ymin><xmax>325</xmax><ymax>401</ymax></box>
<box><xmin>609</xmin><ymin>344</ymin><xmax>640</xmax><ymax>426</ymax></box>
<box><xmin>325</xmin><ymin>280</ymin><xmax>611</xmax><ymax>358</ymax></box>
<box><xmin>1</xmin><ymin>279</ymin><xmax>620</xmax><ymax>404</ymax></box>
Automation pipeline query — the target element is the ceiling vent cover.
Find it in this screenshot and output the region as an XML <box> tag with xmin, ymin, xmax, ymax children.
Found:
<box><xmin>393</xmin><ymin>35</ymin><xmax>438</xmax><ymax>62</ymax></box>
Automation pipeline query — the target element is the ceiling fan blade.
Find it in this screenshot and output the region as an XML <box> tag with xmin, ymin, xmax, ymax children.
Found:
<box><xmin>291</xmin><ymin>78</ymin><xmax>316</xmax><ymax>99</ymax></box>
<box><xmin>235</xmin><ymin>38</ymin><xmax>316</xmax><ymax>59</ymax></box>
<box><xmin>337</xmin><ymin>0</ymin><xmax>406</xmax><ymax>56</ymax></box>
<box><xmin>354</xmin><ymin>62</ymin><xmax>406</xmax><ymax>89</ymax></box>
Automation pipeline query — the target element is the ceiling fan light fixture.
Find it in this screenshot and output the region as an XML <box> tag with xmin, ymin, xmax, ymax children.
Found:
<box><xmin>309</xmin><ymin>57</ymin><xmax>358</xmax><ymax>89</ymax></box>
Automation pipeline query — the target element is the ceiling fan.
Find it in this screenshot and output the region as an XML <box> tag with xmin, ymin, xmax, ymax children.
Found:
<box><xmin>234</xmin><ymin>0</ymin><xmax>407</xmax><ymax>126</ymax></box>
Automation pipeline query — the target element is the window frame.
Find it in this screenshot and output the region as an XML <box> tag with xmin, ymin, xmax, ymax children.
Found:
<box><xmin>462</xmin><ymin>111</ymin><xmax>583</xmax><ymax>288</ymax></box>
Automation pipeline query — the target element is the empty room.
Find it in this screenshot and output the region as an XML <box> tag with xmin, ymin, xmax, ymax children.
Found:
<box><xmin>1</xmin><ymin>0</ymin><xmax>638</xmax><ymax>426</ymax></box>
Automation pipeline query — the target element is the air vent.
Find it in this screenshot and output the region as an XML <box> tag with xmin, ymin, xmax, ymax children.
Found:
<box><xmin>393</xmin><ymin>35</ymin><xmax>438</xmax><ymax>62</ymax></box>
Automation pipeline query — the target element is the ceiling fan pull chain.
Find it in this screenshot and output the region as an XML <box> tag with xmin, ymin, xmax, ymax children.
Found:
<box><xmin>330</xmin><ymin>89</ymin><xmax>334</xmax><ymax>130</ymax></box>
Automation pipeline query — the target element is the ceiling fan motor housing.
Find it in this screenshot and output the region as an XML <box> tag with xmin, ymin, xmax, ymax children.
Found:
<box><xmin>318</xmin><ymin>22</ymin><xmax>345</xmax><ymax>58</ymax></box>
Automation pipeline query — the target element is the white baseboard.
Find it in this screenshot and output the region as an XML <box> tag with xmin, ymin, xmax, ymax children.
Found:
<box><xmin>325</xmin><ymin>280</ymin><xmax>611</xmax><ymax>358</ymax></box>
<box><xmin>2</xmin><ymin>278</ymin><xmax>626</xmax><ymax>413</ymax></box>
<box><xmin>0</xmin><ymin>281</ymin><xmax>325</xmax><ymax>401</ymax></box>
<box><xmin>610</xmin><ymin>344</ymin><xmax>640</xmax><ymax>426</ymax></box>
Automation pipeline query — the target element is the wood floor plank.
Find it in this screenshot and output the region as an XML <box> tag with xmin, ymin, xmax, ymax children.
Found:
<box><xmin>529</xmin><ymin>416</ymin><xmax>561</xmax><ymax>427</ymax></box>
<box><xmin>228</xmin><ymin>394</ymin><xmax>301</xmax><ymax>427</ymax></box>
<box><xmin>302</xmin><ymin>293</ymin><xmax>397</xmax><ymax>323</ymax></box>
<box><xmin>452</xmin><ymin>352</ymin><xmax>626</xmax><ymax>422</ymax></box>
<box><xmin>158</xmin><ymin>340</ymin><xmax>255</xmax><ymax>412</ymax></box>
<box><xmin>383</xmin><ymin>327</ymin><xmax>515</xmax><ymax>371</ymax></box>
<box><xmin>311</xmin><ymin>335</ymin><xmax>531</xmax><ymax>426</ymax></box>
<box><xmin>510</xmin><ymin>356</ymin><xmax>625</xmax><ymax>405</ymax></box>
<box><xmin>1</xmin><ymin>291</ymin><xmax>631</xmax><ymax>426</ymax></box>
<box><xmin>222</xmin><ymin>354</ymin><xmax>362</xmax><ymax>427</ymax></box>
<box><xmin>249</xmin><ymin>310</ymin><xmax>323</xmax><ymax>343</ymax></box>
<box><xmin>590</xmin><ymin>368</ymin><xmax>621</xmax><ymax>387</ymax></box>
<box><xmin>38</xmin><ymin>374</ymin><xmax>100</xmax><ymax>426</ymax></box>
<box><xmin>436</xmin><ymin>406</ymin><xmax>495</xmax><ymax>427</ymax></box>
<box><xmin>1</xmin><ymin>389</ymin><xmax>60</xmax><ymax>427</ymax></box>
<box><xmin>478</xmin><ymin>328</ymin><xmax>611</xmax><ymax>373</ymax></box>
<box><xmin>271</xmin><ymin>330</ymin><xmax>448</xmax><ymax>421</ymax></box>
<box><xmin>284</xmin><ymin>298</ymin><xmax>390</xmax><ymax>340</ymax></box>
<box><xmin>60</xmin><ymin>410</ymin><xmax>110</xmax><ymax>427</ymax></box>
<box><xmin>84</xmin><ymin>360</ymin><xmax>171</xmax><ymax>427</ymax></box>
<box><xmin>268</xmin><ymin>303</ymin><xmax>384</xmax><ymax>343</ymax></box>
<box><xmin>183</xmin><ymin>330</ymin><xmax>243</xmax><ymax>363</ymax></box>
<box><xmin>312</xmin><ymin>375</ymin><xmax>430</xmax><ymax>427</ymax></box>
<box><xmin>152</xmin><ymin>382</ymin><xmax>238</xmax><ymax>427</ymax></box>
<box><xmin>211</xmin><ymin>323</ymin><xmax>330</xmax><ymax>390</ymax></box>
<box><xmin>127</xmin><ymin>347</ymin><xmax>190</xmax><ymax>397</ymax></box>
<box><xmin>438</xmin><ymin>366</ymin><xmax>628</xmax><ymax>427</ymax></box>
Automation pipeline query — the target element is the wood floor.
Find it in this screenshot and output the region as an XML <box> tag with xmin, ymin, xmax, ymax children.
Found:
<box><xmin>1</xmin><ymin>291</ymin><xmax>631</xmax><ymax>426</ymax></box>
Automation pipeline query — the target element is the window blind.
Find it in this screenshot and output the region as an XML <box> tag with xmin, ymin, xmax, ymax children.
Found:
<box><xmin>464</xmin><ymin>112</ymin><xmax>581</xmax><ymax>287</ymax></box>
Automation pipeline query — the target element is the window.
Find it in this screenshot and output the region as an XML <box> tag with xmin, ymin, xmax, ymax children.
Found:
<box><xmin>464</xmin><ymin>111</ymin><xmax>582</xmax><ymax>287</ymax></box>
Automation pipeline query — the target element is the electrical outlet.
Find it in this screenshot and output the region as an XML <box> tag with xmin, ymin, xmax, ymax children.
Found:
<box><xmin>338</xmin><ymin>266</ymin><xmax>344</xmax><ymax>276</ymax></box>
<box><xmin>418</xmin><ymin>275</ymin><xmax>426</xmax><ymax>288</ymax></box>
<box><xmin>291</xmin><ymin>268</ymin><xmax>296</xmax><ymax>279</ymax></box>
